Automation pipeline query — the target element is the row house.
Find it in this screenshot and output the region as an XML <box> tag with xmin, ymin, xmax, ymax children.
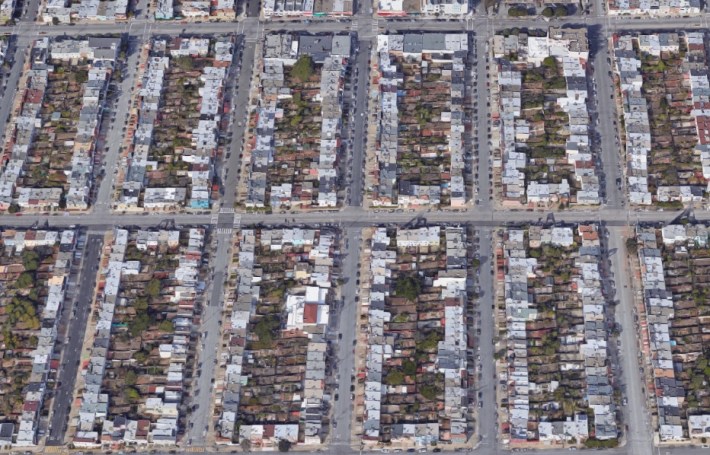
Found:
<box><xmin>9</xmin><ymin>230</ymin><xmax>75</xmax><ymax>446</ymax></box>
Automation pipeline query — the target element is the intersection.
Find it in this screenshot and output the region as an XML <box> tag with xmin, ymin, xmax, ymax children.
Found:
<box><xmin>1</xmin><ymin>0</ymin><xmax>710</xmax><ymax>454</ymax></box>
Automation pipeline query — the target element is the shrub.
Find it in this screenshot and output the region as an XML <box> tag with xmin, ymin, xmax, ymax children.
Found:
<box><xmin>291</xmin><ymin>55</ymin><xmax>314</xmax><ymax>83</ymax></box>
<box><xmin>402</xmin><ymin>359</ymin><xmax>417</xmax><ymax>376</ymax></box>
<box><xmin>420</xmin><ymin>384</ymin><xmax>441</xmax><ymax>400</ymax></box>
<box><xmin>395</xmin><ymin>275</ymin><xmax>421</xmax><ymax>301</ymax></box>
<box><xmin>385</xmin><ymin>370</ymin><xmax>405</xmax><ymax>385</ymax></box>
<box><xmin>508</xmin><ymin>5</ymin><xmax>528</xmax><ymax>16</ymax></box>
<box><xmin>554</xmin><ymin>5</ymin><xmax>568</xmax><ymax>16</ymax></box>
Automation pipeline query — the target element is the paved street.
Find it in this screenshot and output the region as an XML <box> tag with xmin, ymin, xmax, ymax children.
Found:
<box><xmin>46</xmin><ymin>234</ymin><xmax>104</xmax><ymax>445</ymax></box>
<box><xmin>476</xmin><ymin>227</ymin><xmax>497</xmax><ymax>453</ymax></box>
<box><xmin>608</xmin><ymin>227</ymin><xmax>653</xmax><ymax>455</ymax></box>
<box><xmin>185</xmin><ymin>230</ymin><xmax>232</xmax><ymax>446</ymax></box>
<box><xmin>330</xmin><ymin>227</ymin><xmax>362</xmax><ymax>448</ymax></box>
<box><xmin>474</xmin><ymin>23</ymin><xmax>491</xmax><ymax>210</ymax></box>
<box><xmin>2</xmin><ymin>0</ymin><xmax>710</xmax><ymax>453</ymax></box>
<box><xmin>589</xmin><ymin>28</ymin><xmax>624</xmax><ymax>209</ymax></box>
<box><xmin>347</xmin><ymin>37</ymin><xmax>371</xmax><ymax>208</ymax></box>
<box><xmin>0</xmin><ymin>205</ymin><xmax>707</xmax><ymax>230</ymax></box>
<box><xmin>94</xmin><ymin>34</ymin><xmax>143</xmax><ymax>212</ymax></box>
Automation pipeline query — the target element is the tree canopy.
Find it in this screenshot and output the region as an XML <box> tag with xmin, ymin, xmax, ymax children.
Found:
<box><xmin>291</xmin><ymin>55</ymin><xmax>314</xmax><ymax>83</ymax></box>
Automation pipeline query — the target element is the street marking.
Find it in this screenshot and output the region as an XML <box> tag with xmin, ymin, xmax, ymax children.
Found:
<box><xmin>216</xmin><ymin>227</ymin><xmax>233</xmax><ymax>235</ymax></box>
<box><xmin>210</xmin><ymin>213</ymin><xmax>219</xmax><ymax>224</ymax></box>
<box><xmin>233</xmin><ymin>214</ymin><xmax>241</xmax><ymax>228</ymax></box>
<box><xmin>219</xmin><ymin>207</ymin><xmax>234</xmax><ymax>214</ymax></box>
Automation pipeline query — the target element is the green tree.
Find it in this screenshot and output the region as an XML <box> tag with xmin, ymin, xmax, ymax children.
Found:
<box><xmin>402</xmin><ymin>359</ymin><xmax>417</xmax><ymax>376</ymax></box>
<box><xmin>543</xmin><ymin>56</ymin><xmax>558</xmax><ymax>69</ymax></box>
<box><xmin>134</xmin><ymin>296</ymin><xmax>149</xmax><ymax>312</ymax></box>
<box><xmin>146</xmin><ymin>278</ymin><xmax>161</xmax><ymax>299</ymax></box>
<box><xmin>278</xmin><ymin>439</ymin><xmax>292</xmax><ymax>452</ymax></box>
<box><xmin>129</xmin><ymin>312</ymin><xmax>151</xmax><ymax>337</ymax></box>
<box><xmin>626</xmin><ymin>237</ymin><xmax>638</xmax><ymax>255</ymax></box>
<box><xmin>290</xmin><ymin>55</ymin><xmax>314</xmax><ymax>83</ymax></box>
<box><xmin>133</xmin><ymin>350</ymin><xmax>149</xmax><ymax>364</ymax></box>
<box><xmin>385</xmin><ymin>370</ymin><xmax>405</xmax><ymax>385</ymax></box>
<box><xmin>125</xmin><ymin>370</ymin><xmax>138</xmax><ymax>386</ymax></box>
<box><xmin>158</xmin><ymin>320</ymin><xmax>174</xmax><ymax>333</ymax></box>
<box><xmin>420</xmin><ymin>384</ymin><xmax>441</xmax><ymax>400</ymax></box>
<box><xmin>75</xmin><ymin>69</ymin><xmax>89</xmax><ymax>84</ymax></box>
<box><xmin>541</xmin><ymin>6</ymin><xmax>554</xmax><ymax>17</ymax></box>
<box><xmin>124</xmin><ymin>387</ymin><xmax>141</xmax><ymax>403</ymax></box>
<box><xmin>22</xmin><ymin>250</ymin><xmax>40</xmax><ymax>271</ymax></box>
<box><xmin>507</xmin><ymin>5</ymin><xmax>528</xmax><ymax>16</ymax></box>
<box><xmin>16</xmin><ymin>272</ymin><xmax>35</xmax><ymax>289</ymax></box>
<box><xmin>554</xmin><ymin>5</ymin><xmax>568</xmax><ymax>16</ymax></box>
<box><xmin>395</xmin><ymin>275</ymin><xmax>421</xmax><ymax>301</ymax></box>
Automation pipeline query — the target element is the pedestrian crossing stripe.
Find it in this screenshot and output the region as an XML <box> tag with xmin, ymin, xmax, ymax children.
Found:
<box><xmin>210</xmin><ymin>214</ymin><xmax>219</xmax><ymax>224</ymax></box>
<box><xmin>217</xmin><ymin>228</ymin><xmax>233</xmax><ymax>235</ymax></box>
<box><xmin>44</xmin><ymin>447</ymin><xmax>65</xmax><ymax>453</ymax></box>
<box><xmin>186</xmin><ymin>447</ymin><xmax>205</xmax><ymax>452</ymax></box>
<box><xmin>220</xmin><ymin>207</ymin><xmax>235</xmax><ymax>214</ymax></box>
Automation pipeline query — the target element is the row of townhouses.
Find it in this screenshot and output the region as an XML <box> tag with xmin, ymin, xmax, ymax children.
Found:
<box><xmin>501</xmin><ymin>226</ymin><xmax>616</xmax><ymax>444</ymax></box>
<box><xmin>217</xmin><ymin>228</ymin><xmax>336</xmax><ymax>449</ymax></box>
<box><xmin>362</xmin><ymin>226</ymin><xmax>468</xmax><ymax>446</ymax></box>
<box><xmin>120</xmin><ymin>37</ymin><xmax>233</xmax><ymax>211</ymax></box>
<box><xmin>1</xmin><ymin>230</ymin><xmax>76</xmax><ymax>446</ymax></box>
<box><xmin>372</xmin><ymin>34</ymin><xmax>468</xmax><ymax>208</ymax></box>
<box><xmin>614</xmin><ymin>32</ymin><xmax>710</xmax><ymax>206</ymax></box>
<box><xmin>0</xmin><ymin>38</ymin><xmax>118</xmax><ymax>212</ymax></box>
<box><xmin>636</xmin><ymin>224</ymin><xmax>710</xmax><ymax>441</ymax></box>
<box><xmin>495</xmin><ymin>28</ymin><xmax>600</xmax><ymax>207</ymax></box>
<box><xmin>73</xmin><ymin>228</ymin><xmax>205</xmax><ymax>448</ymax></box>
<box><xmin>246</xmin><ymin>34</ymin><xmax>350</xmax><ymax>209</ymax></box>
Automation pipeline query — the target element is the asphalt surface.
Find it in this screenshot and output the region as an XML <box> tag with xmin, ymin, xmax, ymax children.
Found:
<box><xmin>2</xmin><ymin>12</ymin><xmax>710</xmax><ymax>38</ymax></box>
<box><xmin>590</xmin><ymin>30</ymin><xmax>624</xmax><ymax>209</ymax></box>
<box><xmin>476</xmin><ymin>227</ymin><xmax>497</xmax><ymax>453</ymax></box>
<box><xmin>0</xmin><ymin>35</ymin><xmax>28</xmax><ymax>146</ymax></box>
<box><xmin>608</xmin><ymin>226</ymin><xmax>653</xmax><ymax>455</ymax></box>
<box><xmin>1</xmin><ymin>205</ymin><xmax>706</xmax><ymax>230</ymax></box>
<box><xmin>4</xmin><ymin>3</ymin><xmax>710</xmax><ymax>454</ymax></box>
<box><xmin>329</xmin><ymin>226</ymin><xmax>362</xmax><ymax>450</ymax></box>
<box><xmin>94</xmin><ymin>34</ymin><xmax>142</xmax><ymax>212</ymax></box>
<box><xmin>185</xmin><ymin>231</ymin><xmax>230</xmax><ymax>445</ymax></box>
<box><xmin>347</xmin><ymin>37</ymin><xmax>371</xmax><ymax>208</ymax></box>
<box><xmin>474</xmin><ymin>22</ymin><xmax>491</xmax><ymax>211</ymax></box>
<box><xmin>46</xmin><ymin>234</ymin><xmax>104</xmax><ymax>445</ymax></box>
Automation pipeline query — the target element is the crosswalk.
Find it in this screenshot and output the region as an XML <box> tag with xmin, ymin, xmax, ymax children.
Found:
<box><xmin>185</xmin><ymin>447</ymin><xmax>206</xmax><ymax>453</ymax></box>
<box><xmin>210</xmin><ymin>213</ymin><xmax>219</xmax><ymax>224</ymax></box>
<box><xmin>44</xmin><ymin>447</ymin><xmax>66</xmax><ymax>454</ymax></box>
